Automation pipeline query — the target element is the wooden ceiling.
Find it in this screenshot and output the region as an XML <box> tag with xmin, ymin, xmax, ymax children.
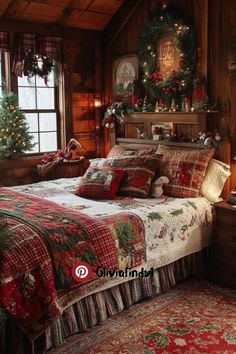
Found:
<box><xmin>0</xmin><ymin>0</ymin><xmax>126</xmax><ymax>31</ymax></box>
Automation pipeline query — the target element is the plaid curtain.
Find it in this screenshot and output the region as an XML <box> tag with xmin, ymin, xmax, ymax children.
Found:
<box><xmin>13</xmin><ymin>33</ymin><xmax>63</xmax><ymax>75</ymax></box>
<box><xmin>0</xmin><ymin>32</ymin><xmax>9</xmax><ymax>52</ymax></box>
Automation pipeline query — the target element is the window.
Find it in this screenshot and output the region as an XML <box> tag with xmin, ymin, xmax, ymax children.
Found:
<box><xmin>18</xmin><ymin>70</ymin><xmax>59</xmax><ymax>154</ymax></box>
<box><xmin>0</xmin><ymin>52</ymin><xmax>7</xmax><ymax>99</ymax></box>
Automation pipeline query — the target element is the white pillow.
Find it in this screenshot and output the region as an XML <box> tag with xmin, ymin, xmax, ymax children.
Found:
<box><xmin>200</xmin><ymin>159</ymin><xmax>231</xmax><ymax>202</ymax></box>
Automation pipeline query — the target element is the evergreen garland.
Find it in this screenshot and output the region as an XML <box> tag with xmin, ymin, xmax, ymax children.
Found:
<box><xmin>0</xmin><ymin>92</ymin><xmax>35</xmax><ymax>158</ymax></box>
<box><xmin>138</xmin><ymin>1</ymin><xmax>196</xmax><ymax>102</ymax></box>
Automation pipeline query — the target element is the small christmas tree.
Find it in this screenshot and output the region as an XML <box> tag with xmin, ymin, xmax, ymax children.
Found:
<box><xmin>0</xmin><ymin>92</ymin><xmax>34</xmax><ymax>158</ymax></box>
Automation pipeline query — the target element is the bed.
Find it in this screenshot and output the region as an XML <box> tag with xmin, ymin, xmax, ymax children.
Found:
<box><xmin>0</xmin><ymin>141</ymin><xmax>231</xmax><ymax>354</ymax></box>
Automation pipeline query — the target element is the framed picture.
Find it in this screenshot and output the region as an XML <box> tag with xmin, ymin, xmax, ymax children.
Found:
<box><xmin>151</xmin><ymin>122</ymin><xmax>173</xmax><ymax>140</ymax></box>
<box><xmin>156</xmin><ymin>35</ymin><xmax>180</xmax><ymax>79</ymax></box>
<box><xmin>113</xmin><ymin>55</ymin><xmax>139</xmax><ymax>97</ymax></box>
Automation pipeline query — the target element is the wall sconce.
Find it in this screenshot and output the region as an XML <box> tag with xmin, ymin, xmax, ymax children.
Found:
<box><xmin>94</xmin><ymin>98</ymin><xmax>102</xmax><ymax>108</ymax></box>
<box><xmin>94</xmin><ymin>94</ymin><xmax>103</xmax><ymax>156</ymax></box>
<box><xmin>94</xmin><ymin>95</ymin><xmax>103</xmax><ymax>108</ymax></box>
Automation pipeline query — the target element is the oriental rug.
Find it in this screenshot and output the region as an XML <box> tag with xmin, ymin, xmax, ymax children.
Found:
<box><xmin>49</xmin><ymin>278</ymin><xmax>236</xmax><ymax>354</ymax></box>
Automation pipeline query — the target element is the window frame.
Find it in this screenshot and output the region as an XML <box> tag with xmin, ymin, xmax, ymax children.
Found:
<box><xmin>15</xmin><ymin>70</ymin><xmax>61</xmax><ymax>156</ymax></box>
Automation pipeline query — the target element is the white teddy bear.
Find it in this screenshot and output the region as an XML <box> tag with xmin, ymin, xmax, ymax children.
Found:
<box><xmin>151</xmin><ymin>176</ymin><xmax>169</xmax><ymax>198</ymax></box>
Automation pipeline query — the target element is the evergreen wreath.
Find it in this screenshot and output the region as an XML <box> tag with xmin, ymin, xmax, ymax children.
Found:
<box><xmin>23</xmin><ymin>49</ymin><xmax>54</xmax><ymax>85</ymax></box>
<box><xmin>138</xmin><ymin>1</ymin><xmax>196</xmax><ymax>102</ymax></box>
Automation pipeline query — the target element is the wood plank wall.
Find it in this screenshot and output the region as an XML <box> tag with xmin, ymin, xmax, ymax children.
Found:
<box><xmin>103</xmin><ymin>0</ymin><xmax>236</xmax><ymax>189</ymax></box>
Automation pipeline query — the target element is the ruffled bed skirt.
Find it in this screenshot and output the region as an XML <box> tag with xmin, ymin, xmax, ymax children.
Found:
<box><xmin>1</xmin><ymin>249</ymin><xmax>208</xmax><ymax>354</ymax></box>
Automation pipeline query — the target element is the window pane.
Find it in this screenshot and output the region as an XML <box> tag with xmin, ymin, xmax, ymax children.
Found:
<box><xmin>36</xmin><ymin>88</ymin><xmax>55</xmax><ymax>109</ymax></box>
<box><xmin>39</xmin><ymin>113</ymin><xmax>57</xmax><ymax>131</ymax></box>
<box><xmin>18</xmin><ymin>87</ymin><xmax>36</xmax><ymax>109</ymax></box>
<box><xmin>18</xmin><ymin>75</ymin><xmax>35</xmax><ymax>87</ymax></box>
<box><xmin>36</xmin><ymin>70</ymin><xmax>54</xmax><ymax>87</ymax></box>
<box><xmin>25</xmin><ymin>113</ymin><xmax>38</xmax><ymax>132</ymax></box>
<box><xmin>40</xmin><ymin>132</ymin><xmax>57</xmax><ymax>152</ymax></box>
<box><xmin>25</xmin><ymin>133</ymin><xmax>39</xmax><ymax>153</ymax></box>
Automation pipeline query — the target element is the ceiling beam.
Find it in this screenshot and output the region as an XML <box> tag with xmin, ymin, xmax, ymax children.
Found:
<box><xmin>1</xmin><ymin>0</ymin><xmax>26</xmax><ymax>19</ymax></box>
<box><xmin>103</xmin><ymin>0</ymin><xmax>143</xmax><ymax>48</ymax></box>
<box><xmin>57</xmin><ymin>0</ymin><xmax>94</xmax><ymax>27</ymax></box>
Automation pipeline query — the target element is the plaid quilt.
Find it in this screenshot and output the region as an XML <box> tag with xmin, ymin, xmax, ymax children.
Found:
<box><xmin>0</xmin><ymin>188</ymin><xmax>145</xmax><ymax>338</ymax></box>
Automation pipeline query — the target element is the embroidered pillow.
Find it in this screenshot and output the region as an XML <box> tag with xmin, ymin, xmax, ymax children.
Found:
<box><xmin>75</xmin><ymin>167</ymin><xmax>124</xmax><ymax>199</ymax></box>
<box><xmin>160</xmin><ymin>149</ymin><xmax>215</xmax><ymax>198</ymax></box>
<box><xmin>102</xmin><ymin>156</ymin><xmax>160</xmax><ymax>198</ymax></box>
<box><xmin>200</xmin><ymin>159</ymin><xmax>231</xmax><ymax>202</ymax></box>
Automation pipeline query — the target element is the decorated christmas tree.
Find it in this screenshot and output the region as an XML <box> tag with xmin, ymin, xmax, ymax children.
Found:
<box><xmin>0</xmin><ymin>92</ymin><xmax>34</xmax><ymax>158</ymax></box>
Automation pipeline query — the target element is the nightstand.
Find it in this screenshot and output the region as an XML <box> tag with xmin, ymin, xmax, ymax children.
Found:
<box><xmin>210</xmin><ymin>201</ymin><xmax>236</xmax><ymax>288</ymax></box>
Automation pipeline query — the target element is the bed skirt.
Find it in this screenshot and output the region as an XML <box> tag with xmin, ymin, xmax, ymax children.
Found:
<box><xmin>1</xmin><ymin>249</ymin><xmax>208</xmax><ymax>354</ymax></box>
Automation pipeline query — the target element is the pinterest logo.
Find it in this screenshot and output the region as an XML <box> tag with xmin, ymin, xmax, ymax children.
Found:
<box><xmin>72</xmin><ymin>261</ymin><xmax>93</xmax><ymax>283</ymax></box>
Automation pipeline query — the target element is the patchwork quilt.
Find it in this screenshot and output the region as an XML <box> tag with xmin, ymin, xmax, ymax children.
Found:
<box><xmin>0</xmin><ymin>177</ymin><xmax>213</xmax><ymax>340</ymax></box>
<box><xmin>0</xmin><ymin>187</ymin><xmax>145</xmax><ymax>339</ymax></box>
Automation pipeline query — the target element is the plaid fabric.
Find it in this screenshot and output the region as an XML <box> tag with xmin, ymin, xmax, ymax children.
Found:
<box><xmin>0</xmin><ymin>216</ymin><xmax>61</xmax><ymax>338</ymax></box>
<box><xmin>0</xmin><ymin>32</ymin><xmax>9</xmax><ymax>52</ymax></box>
<box><xmin>0</xmin><ymin>187</ymin><xmax>121</xmax><ymax>338</ymax></box>
<box><xmin>160</xmin><ymin>149</ymin><xmax>215</xmax><ymax>197</ymax></box>
<box><xmin>13</xmin><ymin>33</ymin><xmax>63</xmax><ymax>75</ymax></box>
<box><xmin>107</xmin><ymin>144</ymin><xmax>158</xmax><ymax>158</ymax></box>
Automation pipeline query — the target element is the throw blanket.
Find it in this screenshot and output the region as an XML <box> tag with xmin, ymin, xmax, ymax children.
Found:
<box><xmin>0</xmin><ymin>188</ymin><xmax>145</xmax><ymax>339</ymax></box>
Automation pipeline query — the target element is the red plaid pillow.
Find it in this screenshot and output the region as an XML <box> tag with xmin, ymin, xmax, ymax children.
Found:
<box><xmin>160</xmin><ymin>149</ymin><xmax>215</xmax><ymax>197</ymax></box>
<box><xmin>102</xmin><ymin>156</ymin><xmax>160</xmax><ymax>198</ymax></box>
<box><xmin>75</xmin><ymin>167</ymin><xmax>124</xmax><ymax>200</ymax></box>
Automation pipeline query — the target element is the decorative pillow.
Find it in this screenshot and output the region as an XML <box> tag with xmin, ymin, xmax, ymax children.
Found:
<box><xmin>200</xmin><ymin>159</ymin><xmax>231</xmax><ymax>202</ymax></box>
<box><xmin>160</xmin><ymin>149</ymin><xmax>215</xmax><ymax>198</ymax></box>
<box><xmin>89</xmin><ymin>158</ymin><xmax>107</xmax><ymax>167</ymax></box>
<box><xmin>102</xmin><ymin>156</ymin><xmax>160</xmax><ymax>198</ymax></box>
<box><xmin>107</xmin><ymin>145</ymin><xmax>136</xmax><ymax>158</ymax></box>
<box><xmin>107</xmin><ymin>144</ymin><xmax>159</xmax><ymax>158</ymax></box>
<box><xmin>75</xmin><ymin>167</ymin><xmax>124</xmax><ymax>199</ymax></box>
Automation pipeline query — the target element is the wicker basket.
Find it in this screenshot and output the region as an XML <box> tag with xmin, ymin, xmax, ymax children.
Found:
<box><xmin>38</xmin><ymin>160</ymin><xmax>85</xmax><ymax>180</ymax></box>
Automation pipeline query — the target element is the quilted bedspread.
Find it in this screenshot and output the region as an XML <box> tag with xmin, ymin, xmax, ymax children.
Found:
<box><xmin>0</xmin><ymin>188</ymin><xmax>145</xmax><ymax>339</ymax></box>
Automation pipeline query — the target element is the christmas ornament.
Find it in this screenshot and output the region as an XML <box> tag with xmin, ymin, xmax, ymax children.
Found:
<box><xmin>102</xmin><ymin>101</ymin><xmax>125</xmax><ymax>128</ymax></box>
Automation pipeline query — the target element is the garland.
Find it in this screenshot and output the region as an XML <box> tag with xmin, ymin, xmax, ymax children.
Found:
<box><xmin>138</xmin><ymin>1</ymin><xmax>196</xmax><ymax>102</ymax></box>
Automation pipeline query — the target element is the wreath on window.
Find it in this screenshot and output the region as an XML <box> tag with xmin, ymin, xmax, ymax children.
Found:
<box><xmin>23</xmin><ymin>49</ymin><xmax>54</xmax><ymax>85</ymax></box>
<box><xmin>138</xmin><ymin>2</ymin><xmax>196</xmax><ymax>101</ymax></box>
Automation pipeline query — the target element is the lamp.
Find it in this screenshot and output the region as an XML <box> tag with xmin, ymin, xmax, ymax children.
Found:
<box><xmin>94</xmin><ymin>98</ymin><xmax>102</xmax><ymax>108</ymax></box>
<box><xmin>94</xmin><ymin>94</ymin><xmax>103</xmax><ymax>156</ymax></box>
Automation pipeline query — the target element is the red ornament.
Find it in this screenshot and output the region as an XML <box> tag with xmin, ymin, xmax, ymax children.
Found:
<box><xmin>151</xmin><ymin>71</ymin><xmax>163</xmax><ymax>82</ymax></box>
<box><xmin>194</xmin><ymin>88</ymin><xmax>203</xmax><ymax>99</ymax></box>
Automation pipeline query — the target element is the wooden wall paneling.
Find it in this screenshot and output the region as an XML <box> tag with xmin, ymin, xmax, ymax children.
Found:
<box><xmin>103</xmin><ymin>0</ymin><xmax>210</xmax><ymax>154</ymax></box>
<box><xmin>208</xmin><ymin>0</ymin><xmax>236</xmax><ymax>189</ymax></box>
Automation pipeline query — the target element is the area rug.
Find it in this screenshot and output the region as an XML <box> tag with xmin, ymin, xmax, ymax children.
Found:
<box><xmin>49</xmin><ymin>278</ymin><xmax>236</xmax><ymax>353</ymax></box>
